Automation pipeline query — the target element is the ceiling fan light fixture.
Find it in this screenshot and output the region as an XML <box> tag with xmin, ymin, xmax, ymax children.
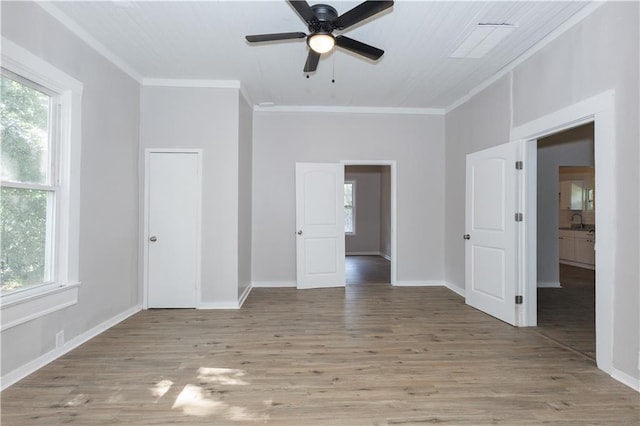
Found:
<box><xmin>308</xmin><ymin>33</ymin><xmax>335</xmax><ymax>54</ymax></box>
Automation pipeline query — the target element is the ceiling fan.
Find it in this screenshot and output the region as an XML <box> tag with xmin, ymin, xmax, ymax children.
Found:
<box><xmin>245</xmin><ymin>0</ymin><xmax>394</xmax><ymax>73</ymax></box>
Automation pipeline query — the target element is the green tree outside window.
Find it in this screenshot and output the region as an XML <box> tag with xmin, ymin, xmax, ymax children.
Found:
<box><xmin>1</xmin><ymin>74</ymin><xmax>53</xmax><ymax>292</ymax></box>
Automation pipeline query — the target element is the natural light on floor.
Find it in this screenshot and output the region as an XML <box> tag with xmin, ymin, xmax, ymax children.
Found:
<box><xmin>197</xmin><ymin>367</ymin><xmax>249</xmax><ymax>386</ymax></box>
<box><xmin>145</xmin><ymin>367</ymin><xmax>269</xmax><ymax>421</ymax></box>
<box><xmin>149</xmin><ymin>379</ymin><xmax>173</xmax><ymax>401</ymax></box>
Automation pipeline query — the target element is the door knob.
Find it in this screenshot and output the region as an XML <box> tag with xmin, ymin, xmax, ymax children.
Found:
<box><xmin>149</xmin><ymin>236</ymin><xmax>158</xmax><ymax>242</ymax></box>
<box><xmin>297</xmin><ymin>230</ymin><xmax>303</xmax><ymax>235</ymax></box>
<box><xmin>463</xmin><ymin>234</ymin><xmax>470</xmax><ymax>240</ymax></box>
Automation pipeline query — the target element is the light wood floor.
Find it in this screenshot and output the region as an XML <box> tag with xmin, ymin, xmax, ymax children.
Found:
<box><xmin>2</xmin><ymin>284</ymin><xmax>638</xmax><ymax>424</ymax></box>
<box><xmin>346</xmin><ymin>255</ymin><xmax>390</xmax><ymax>285</ymax></box>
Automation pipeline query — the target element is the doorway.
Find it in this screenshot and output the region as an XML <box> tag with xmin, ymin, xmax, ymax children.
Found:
<box><xmin>514</xmin><ymin>90</ymin><xmax>615</xmax><ymax>374</ymax></box>
<box><xmin>342</xmin><ymin>161</ymin><xmax>396</xmax><ymax>286</ymax></box>
<box><xmin>536</xmin><ymin>123</ymin><xmax>596</xmax><ymax>360</ymax></box>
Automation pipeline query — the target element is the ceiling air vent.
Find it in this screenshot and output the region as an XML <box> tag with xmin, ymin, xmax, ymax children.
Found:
<box><xmin>449</xmin><ymin>24</ymin><xmax>517</xmax><ymax>59</ymax></box>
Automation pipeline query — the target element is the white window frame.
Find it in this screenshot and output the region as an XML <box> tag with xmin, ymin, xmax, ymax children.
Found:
<box><xmin>0</xmin><ymin>38</ymin><xmax>83</xmax><ymax>331</ymax></box>
<box><xmin>2</xmin><ymin>70</ymin><xmax>59</xmax><ymax>286</ymax></box>
<box><xmin>344</xmin><ymin>180</ymin><xmax>356</xmax><ymax>235</ymax></box>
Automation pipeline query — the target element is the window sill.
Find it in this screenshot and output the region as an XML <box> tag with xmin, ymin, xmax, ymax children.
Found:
<box><xmin>1</xmin><ymin>282</ymin><xmax>81</xmax><ymax>331</ymax></box>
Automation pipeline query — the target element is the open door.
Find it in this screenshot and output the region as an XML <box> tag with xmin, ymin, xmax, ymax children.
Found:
<box><xmin>465</xmin><ymin>141</ymin><xmax>521</xmax><ymax>325</ymax></box>
<box><xmin>296</xmin><ymin>163</ymin><xmax>345</xmax><ymax>289</ymax></box>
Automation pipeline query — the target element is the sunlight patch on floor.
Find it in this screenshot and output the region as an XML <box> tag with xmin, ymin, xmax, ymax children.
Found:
<box><xmin>198</xmin><ymin>367</ymin><xmax>249</xmax><ymax>385</ymax></box>
<box><xmin>172</xmin><ymin>383</ymin><xmax>269</xmax><ymax>421</ymax></box>
<box><xmin>172</xmin><ymin>384</ymin><xmax>225</xmax><ymax>416</ymax></box>
<box><xmin>149</xmin><ymin>379</ymin><xmax>173</xmax><ymax>401</ymax></box>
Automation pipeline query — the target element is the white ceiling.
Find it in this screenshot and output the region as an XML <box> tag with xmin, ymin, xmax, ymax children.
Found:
<box><xmin>45</xmin><ymin>1</ymin><xmax>591</xmax><ymax>110</ymax></box>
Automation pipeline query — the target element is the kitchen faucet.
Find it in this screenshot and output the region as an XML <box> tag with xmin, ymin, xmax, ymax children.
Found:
<box><xmin>571</xmin><ymin>213</ymin><xmax>583</xmax><ymax>228</ymax></box>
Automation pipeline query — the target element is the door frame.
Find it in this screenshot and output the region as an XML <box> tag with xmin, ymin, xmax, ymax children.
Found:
<box><xmin>511</xmin><ymin>91</ymin><xmax>615</xmax><ymax>374</ymax></box>
<box><xmin>341</xmin><ymin>160</ymin><xmax>397</xmax><ymax>285</ymax></box>
<box><xmin>142</xmin><ymin>149</ymin><xmax>203</xmax><ymax>309</ymax></box>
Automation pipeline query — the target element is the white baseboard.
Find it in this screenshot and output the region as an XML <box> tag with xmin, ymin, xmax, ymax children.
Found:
<box><xmin>1</xmin><ymin>304</ymin><xmax>141</xmax><ymax>391</ymax></box>
<box><xmin>445</xmin><ymin>282</ymin><xmax>466</xmax><ymax>297</ymax></box>
<box><xmin>394</xmin><ymin>280</ymin><xmax>446</xmax><ymax>287</ymax></box>
<box><xmin>199</xmin><ymin>285</ymin><xmax>253</xmax><ymax>310</ymax></box>
<box><xmin>238</xmin><ymin>283</ymin><xmax>252</xmax><ymax>308</ymax></box>
<box><xmin>198</xmin><ymin>301</ymin><xmax>240</xmax><ymax>309</ymax></box>
<box><xmin>610</xmin><ymin>367</ymin><xmax>640</xmax><ymax>392</ymax></box>
<box><xmin>346</xmin><ymin>251</ymin><xmax>381</xmax><ymax>256</ymax></box>
<box><xmin>252</xmin><ymin>281</ymin><xmax>296</xmax><ymax>288</ymax></box>
<box><xmin>537</xmin><ymin>281</ymin><xmax>562</xmax><ymax>288</ymax></box>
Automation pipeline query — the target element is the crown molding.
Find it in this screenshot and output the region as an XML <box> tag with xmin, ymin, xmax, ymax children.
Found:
<box><xmin>36</xmin><ymin>2</ymin><xmax>143</xmax><ymax>83</ymax></box>
<box><xmin>253</xmin><ymin>105</ymin><xmax>445</xmax><ymax>115</ymax></box>
<box><xmin>141</xmin><ymin>78</ymin><xmax>253</xmax><ymax>104</ymax></box>
<box><xmin>141</xmin><ymin>78</ymin><xmax>241</xmax><ymax>88</ymax></box>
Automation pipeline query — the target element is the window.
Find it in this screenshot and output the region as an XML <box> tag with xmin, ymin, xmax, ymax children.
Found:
<box><xmin>1</xmin><ymin>72</ymin><xmax>57</xmax><ymax>293</ymax></box>
<box><xmin>0</xmin><ymin>38</ymin><xmax>82</xmax><ymax>330</ymax></box>
<box><xmin>344</xmin><ymin>181</ymin><xmax>355</xmax><ymax>234</ymax></box>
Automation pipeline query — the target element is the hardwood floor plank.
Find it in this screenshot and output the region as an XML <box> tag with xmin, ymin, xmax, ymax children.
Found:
<box><xmin>346</xmin><ymin>255</ymin><xmax>390</xmax><ymax>285</ymax></box>
<box><xmin>2</xmin><ymin>284</ymin><xmax>637</xmax><ymax>425</ymax></box>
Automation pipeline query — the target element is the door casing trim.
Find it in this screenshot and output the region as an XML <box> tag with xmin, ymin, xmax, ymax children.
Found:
<box><xmin>341</xmin><ymin>160</ymin><xmax>397</xmax><ymax>286</ymax></box>
<box><xmin>511</xmin><ymin>90</ymin><xmax>615</xmax><ymax>374</ymax></box>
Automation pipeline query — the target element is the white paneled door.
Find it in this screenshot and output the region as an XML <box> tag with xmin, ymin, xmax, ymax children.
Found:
<box><xmin>465</xmin><ymin>142</ymin><xmax>520</xmax><ymax>325</ymax></box>
<box><xmin>146</xmin><ymin>151</ymin><xmax>201</xmax><ymax>308</ymax></box>
<box><xmin>296</xmin><ymin>163</ymin><xmax>345</xmax><ymax>289</ymax></box>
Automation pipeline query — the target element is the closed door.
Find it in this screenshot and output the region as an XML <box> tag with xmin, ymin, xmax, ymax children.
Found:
<box><xmin>465</xmin><ymin>141</ymin><xmax>519</xmax><ymax>325</ymax></box>
<box><xmin>146</xmin><ymin>151</ymin><xmax>201</xmax><ymax>308</ymax></box>
<box><xmin>295</xmin><ymin>163</ymin><xmax>345</xmax><ymax>289</ymax></box>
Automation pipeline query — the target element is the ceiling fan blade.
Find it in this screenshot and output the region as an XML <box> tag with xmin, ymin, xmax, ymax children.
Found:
<box><xmin>334</xmin><ymin>0</ymin><xmax>394</xmax><ymax>30</ymax></box>
<box><xmin>246</xmin><ymin>32</ymin><xmax>307</xmax><ymax>43</ymax></box>
<box><xmin>304</xmin><ymin>50</ymin><xmax>321</xmax><ymax>72</ymax></box>
<box><xmin>288</xmin><ymin>0</ymin><xmax>316</xmax><ymax>23</ymax></box>
<box><xmin>335</xmin><ymin>35</ymin><xmax>384</xmax><ymax>60</ymax></box>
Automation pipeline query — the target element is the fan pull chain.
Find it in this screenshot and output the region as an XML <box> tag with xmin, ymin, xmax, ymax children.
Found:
<box><xmin>331</xmin><ymin>47</ymin><xmax>336</xmax><ymax>83</ymax></box>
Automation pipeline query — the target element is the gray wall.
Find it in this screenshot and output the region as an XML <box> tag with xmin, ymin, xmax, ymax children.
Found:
<box><xmin>1</xmin><ymin>2</ymin><xmax>140</xmax><ymax>375</ymax></box>
<box><xmin>537</xmin><ymin>124</ymin><xmax>594</xmax><ymax>287</ymax></box>
<box><xmin>445</xmin><ymin>2</ymin><xmax>639</xmax><ymax>380</ymax></box>
<box><xmin>345</xmin><ymin>165</ymin><xmax>383</xmax><ymax>254</ymax></box>
<box><xmin>238</xmin><ymin>93</ymin><xmax>253</xmax><ymax>299</ymax></box>
<box><xmin>139</xmin><ymin>86</ymin><xmax>241</xmax><ymax>306</ymax></box>
<box><xmin>445</xmin><ymin>75</ymin><xmax>512</xmax><ymax>294</ymax></box>
<box><xmin>252</xmin><ymin>111</ymin><xmax>445</xmax><ymax>285</ymax></box>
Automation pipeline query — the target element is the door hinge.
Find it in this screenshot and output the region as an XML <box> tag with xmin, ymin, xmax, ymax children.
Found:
<box><xmin>515</xmin><ymin>295</ymin><xmax>523</xmax><ymax>305</ymax></box>
<box><xmin>515</xmin><ymin>161</ymin><xmax>523</xmax><ymax>170</ymax></box>
<box><xmin>515</xmin><ymin>212</ymin><xmax>523</xmax><ymax>222</ymax></box>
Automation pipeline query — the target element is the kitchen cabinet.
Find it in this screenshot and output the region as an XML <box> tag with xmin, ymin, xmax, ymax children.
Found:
<box><xmin>558</xmin><ymin>229</ymin><xmax>595</xmax><ymax>269</ymax></box>
<box><xmin>559</xmin><ymin>232</ymin><xmax>574</xmax><ymax>260</ymax></box>
<box><xmin>575</xmin><ymin>235</ymin><xmax>596</xmax><ymax>265</ymax></box>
